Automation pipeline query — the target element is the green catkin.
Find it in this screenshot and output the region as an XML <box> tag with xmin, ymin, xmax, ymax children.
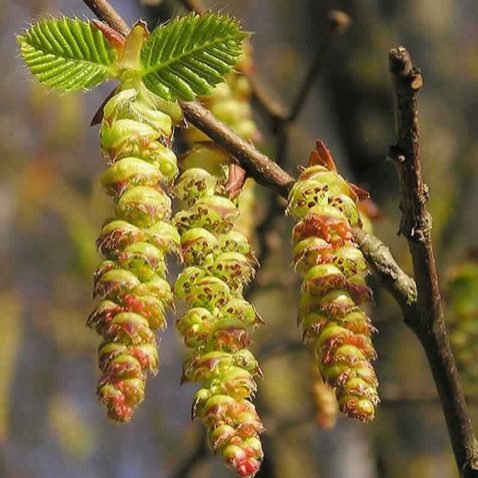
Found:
<box><xmin>183</xmin><ymin>42</ymin><xmax>259</xmax><ymax>242</ymax></box>
<box><xmin>288</xmin><ymin>141</ymin><xmax>379</xmax><ymax>422</ymax></box>
<box><xmin>174</xmin><ymin>49</ymin><xmax>264</xmax><ymax>477</ymax></box>
<box><xmin>86</xmin><ymin>26</ymin><xmax>182</xmax><ymax>422</ymax></box>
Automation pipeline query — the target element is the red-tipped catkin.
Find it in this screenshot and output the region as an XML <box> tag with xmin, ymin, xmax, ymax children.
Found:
<box><xmin>288</xmin><ymin>141</ymin><xmax>379</xmax><ymax>422</ymax></box>
<box><xmin>174</xmin><ymin>48</ymin><xmax>264</xmax><ymax>477</ymax></box>
<box><xmin>87</xmin><ymin>86</ymin><xmax>181</xmax><ymax>422</ymax></box>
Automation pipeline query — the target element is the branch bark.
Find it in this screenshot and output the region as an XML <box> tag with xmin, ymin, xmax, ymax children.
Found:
<box><xmin>83</xmin><ymin>0</ymin><xmax>130</xmax><ymax>36</ymax></box>
<box><xmin>389</xmin><ymin>46</ymin><xmax>478</xmax><ymax>477</ymax></box>
<box><xmin>180</xmin><ymin>101</ymin><xmax>295</xmax><ymax>197</ymax></box>
<box><xmin>179</xmin><ymin>0</ymin><xmax>207</xmax><ymax>15</ymax></box>
<box><xmin>353</xmin><ymin>227</ymin><xmax>417</xmax><ymax>320</ymax></box>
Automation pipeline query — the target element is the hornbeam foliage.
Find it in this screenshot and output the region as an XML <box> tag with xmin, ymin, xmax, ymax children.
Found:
<box><xmin>287</xmin><ymin>141</ymin><xmax>379</xmax><ymax>422</ymax></box>
<box><xmin>17</xmin><ymin>18</ymin><xmax>117</xmax><ymax>92</ymax></box>
<box><xmin>18</xmin><ymin>13</ymin><xmax>247</xmax><ymax>101</ymax></box>
<box><xmin>141</xmin><ymin>13</ymin><xmax>248</xmax><ymax>101</ymax></box>
<box><xmin>18</xmin><ymin>13</ymin><xmax>246</xmax><ymax>422</ymax></box>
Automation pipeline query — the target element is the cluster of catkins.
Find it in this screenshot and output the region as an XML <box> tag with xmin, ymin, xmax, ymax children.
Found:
<box><xmin>39</xmin><ymin>19</ymin><xmax>378</xmax><ymax>478</ymax></box>
<box><xmin>174</xmin><ymin>49</ymin><xmax>264</xmax><ymax>477</ymax></box>
<box><xmin>287</xmin><ymin>141</ymin><xmax>379</xmax><ymax>422</ymax></box>
<box><xmin>85</xmin><ymin>42</ymin><xmax>264</xmax><ymax>476</ymax></box>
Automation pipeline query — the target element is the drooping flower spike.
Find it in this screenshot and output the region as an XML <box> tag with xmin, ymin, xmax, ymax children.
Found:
<box><xmin>288</xmin><ymin>141</ymin><xmax>379</xmax><ymax>422</ymax></box>
<box><xmin>174</xmin><ymin>47</ymin><xmax>264</xmax><ymax>476</ymax></box>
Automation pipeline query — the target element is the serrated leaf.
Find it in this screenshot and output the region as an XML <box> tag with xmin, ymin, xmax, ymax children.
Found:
<box><xmin>140</xmin><ymin>13</ymin><xmax>247</xmax><ymax>102</ymax></box>
<box><xmin>18</xmin><ymin>18</ymin><xmax>117</xmax><ymax>92</ymax></box>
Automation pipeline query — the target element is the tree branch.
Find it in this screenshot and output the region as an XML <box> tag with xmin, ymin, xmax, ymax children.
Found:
<box><xmin>83</xmin><ymin>0</ymin><xmax>130</xmax><ymax>36</ymax></box>
<box><xmin>286</xmin><ymin>10</ymin><xmax>351</xmax><ymax>123</ymax></box>
<box><xmin>389</xmin><ymin>46</ymin><xmax>478</xmax><ymax>477</ymax></box>
<box><xmin>179</xmin><ymin>101</ymin><xmax>295</xmax><ymax>197</ymax></box>
<box><xmin>353</xmin><ymin>227</ymin><xmax>417</xmax><ymax>319</ymax></box>
<box><xmin>179</xmin><ymin>0</ymin><xmax>207</xmax><ymax>15</ymax></box>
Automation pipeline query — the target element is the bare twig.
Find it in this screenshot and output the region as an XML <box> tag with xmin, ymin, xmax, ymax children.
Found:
<box><xmin>287</xmin><ymin>10</ymin><xmax>351</xmax><ymax>123</ymax></box>
<box><xmin>179</xmin><ymin>0</ymin><xmax>207</xmax><ymax>15</ymax></box>
<box><xmin>389</xmin><ymin>46</ymin><xmax>478</xmax><ymax>477</ymax></box>
<box><xmin>179</xmin><ymin>101</ymin><xmax>295</xmax><ymax>197</ymax></box>
<box><xmin>353</xmin><ymin>227</ymin><xmax>417</xmax><ymax>319</ymax></box>
<box><xmin>83</xmin><ymin>0</ymin><xmax>130</xmax><ymax>36</ymax></box>
<box><xmin>251</xmin><ymin>10</ymin><xmax>351</xmax><ymax>268</ymax></box>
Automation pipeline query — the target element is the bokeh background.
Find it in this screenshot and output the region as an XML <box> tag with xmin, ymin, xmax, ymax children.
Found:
<box><xmin>2</xmin><ymin>0</ymin><xmax>478</xmax><ymax>477</ymax></box>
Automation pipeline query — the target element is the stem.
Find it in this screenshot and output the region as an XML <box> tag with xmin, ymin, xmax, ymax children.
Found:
<box><xmin>83</xmin><ymin>0</ymin><xmax>130</xmax><ymax>37</ymax></box>
<box><xmin>389</xmin><ymin>46</ymin><xmax>478</xmax><ymax>477</ymax></box>
<box><xmin>179</xmin><ymin>0</ymin><xmax>207</xmax><ymax>15</ymax></box>
<box><xmin>286</xmin><ymin>10</ymin><xmax>351</xmax><ymax>123</ymax></box>
<box><xmin>179</xmin><ymin>101</ymin><xmax>295</xmax><ymax>197</ymax></box>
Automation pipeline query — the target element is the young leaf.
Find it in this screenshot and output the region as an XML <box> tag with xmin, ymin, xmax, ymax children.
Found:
<box><xmin>18</xmin><ymin>18</ymin><xmax>117</xmax><ymax>92</ymax></box>
<box><xmin>140</xmin><ymin>13</ymin><xmax>248</xmax><ymax>102</ymax></box>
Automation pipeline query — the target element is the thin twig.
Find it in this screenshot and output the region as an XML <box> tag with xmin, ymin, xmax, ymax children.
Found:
<box><xmin>179</xmin><ymin>101</ymin><xmax>296</xmax><ymax>197</ymax></box>
<box><xmin>389</xmin><ymin>46</ymin><xmax>478</xmax><ymax>477</ymax></box>
<box><xmin>179</xmin><ymin>0</ymin><xmax>207</xmax><ymax>15</ymax></box>
<box><xmin>286</xmin><ymin>10</ymin><xmax>351</xmax><ymax>123</ymax></box>
<box><xmin>83</xmin><ymin>0</ymin><xmax>130</xmax><ymax>36</ymax></box>
<box><xmin>353</xmin><ymin>227</ymin><xmax>417</xmax><ymax>320</ymax></box>
<box><xmin>251</xmin><ymin>10</ymin><xmax>351</xmax><ymax>269</ymax></box>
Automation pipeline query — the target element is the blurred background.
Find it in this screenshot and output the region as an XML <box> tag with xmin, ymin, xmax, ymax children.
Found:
<box><xmin>2</xmin><ymin>0</ymin><xmax>478</xmax><ymax>477</ymax></box>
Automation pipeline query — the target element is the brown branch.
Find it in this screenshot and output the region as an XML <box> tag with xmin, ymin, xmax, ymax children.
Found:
<box><xmin>389</xmin><ymin>46</ymin><xmax>478</xmax><ymax>477</ymax></box>
<box><xmin>179</xmin><ymin>101</ymin><xmax>295</xmax><ymax>197</ymax></box>
<box><xmin>286</xmin><ymin>10</ymin><xmax>351</xmax><ymax>123</ymax></box>
<box><xmin>83</xmin><ymin>0</ymin><xmax>130</xmax><ymax>37</ymax></box>
<box><xmin>353</xmin><ymin>227</ymin><xmax>417</xmax><ymax>320</ymax></box>
<box><xmin>179</xmin><ymin>0</ymin><xmax>207</xmax><ymax>15</ymax></box>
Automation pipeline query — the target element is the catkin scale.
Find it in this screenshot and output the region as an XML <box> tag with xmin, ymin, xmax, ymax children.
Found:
<box><xmin>288</xmin><ymin>141</ymin><xmax>379</xmax><ymax>422</ymax></box>
<box><xmin>87</xmin><ymin>87</ymin><xmax>181</xmax><ymax>422</ymax></box>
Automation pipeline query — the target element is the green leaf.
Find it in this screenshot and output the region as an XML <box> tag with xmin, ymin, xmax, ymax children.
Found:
<box><xmin>140</xmin><ymin>13</ymin><xmax>248</xmax><ymax>102</ymax></box>
<box><xmin>17</xmin><ymin>18</ymin><xmax>117</xmax><ymax>92</ymax></box>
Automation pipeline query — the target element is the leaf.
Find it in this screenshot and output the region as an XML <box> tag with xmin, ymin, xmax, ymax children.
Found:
<box><xmin>18</xmin><ymin>18</ymin><xmax>117</xmax><ymax>92</ymax></box>
<box><xmin>140</xmin><ymin>13</ymin><xmax>248</xmax><ymax>102</ymax></box>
